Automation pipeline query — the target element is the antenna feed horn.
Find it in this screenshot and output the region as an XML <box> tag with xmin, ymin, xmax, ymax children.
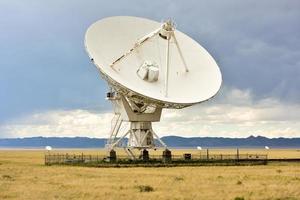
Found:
<box><xmin>159</xmin><ymin>20</ymin><xmax>175</xmax><ymax>40</ymax></box>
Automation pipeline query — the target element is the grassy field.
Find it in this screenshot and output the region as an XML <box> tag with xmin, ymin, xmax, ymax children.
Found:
<box><xmin>0</xmin><ymin>149</ymin><xmax>300</xmax><ymax>200</ymax></box>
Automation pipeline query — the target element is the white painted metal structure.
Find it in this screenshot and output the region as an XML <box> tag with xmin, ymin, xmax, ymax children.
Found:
<box><xmin>85</xmin><ymin>16</ymin><xmax>222</xmax><ymax>156</ymax></box>
<box><xmin>45</xmin><ymin>146</ymin><xmax>52</xmax><ymax>151</ymax></box>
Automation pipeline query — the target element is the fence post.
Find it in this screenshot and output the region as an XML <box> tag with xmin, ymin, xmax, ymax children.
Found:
<box><xmin>206</xmin><ymin>149</ymin><xmax>209</xmax><ymax>160</ymax></box>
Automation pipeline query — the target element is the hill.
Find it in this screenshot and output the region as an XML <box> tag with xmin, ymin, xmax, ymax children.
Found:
<box><xmin>0</xmin><ymin>135</ymin><xmax>299</xmax><ymax>148</ymax></box>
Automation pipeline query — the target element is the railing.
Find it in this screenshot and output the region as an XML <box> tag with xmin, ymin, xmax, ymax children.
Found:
<box><xmin>45</xmin><ymin>153</ymin><xmax>105</xmax><ymax>165</ymax></box>
<box><xmin>45</xmin><ymin>153</ymin><xmax>268</xmax><ymax>165</ymax></box>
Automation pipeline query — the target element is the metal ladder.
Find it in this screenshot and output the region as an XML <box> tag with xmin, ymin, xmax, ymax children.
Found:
<box><xmin>107</xmin><ymin>113</ymin><xmax>122</xmax><ymax>147</ymax></box>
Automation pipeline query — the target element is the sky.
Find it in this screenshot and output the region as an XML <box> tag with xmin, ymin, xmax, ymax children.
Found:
<box><xmin>0</xmin><ymin>0</ymin><xmax>300</xmax><ymax>138</ymax></box>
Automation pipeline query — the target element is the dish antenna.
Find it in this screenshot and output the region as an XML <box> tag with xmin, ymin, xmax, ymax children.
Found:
<box><xmin>45</xmin><ymin>146</ymin><xmax>52</xmax><ymax>151</ymax></box>
<box><xmin>85</xmin><ymin>16</ymin><xmax>222</xmax><ymax>158</ymax></box>
<box><xmin>45</xmin><ymin>146</ymin><xmax>52</xmax><ymax>154</ymax></box>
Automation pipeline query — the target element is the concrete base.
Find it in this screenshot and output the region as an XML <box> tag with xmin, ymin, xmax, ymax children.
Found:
<box><xmin>107</xmin><ymin>149</ymin><xmax>117</xmax><ymax>162</ymax></box>
<box><xmin>162</xmin><ymin>149</ymin><xmax>172</xmax><ymax>162</ymax></box>
<box><xmin>140</xmin><ymin>149</ymin><xmax>149</xmax><ymax>161</ymax></box>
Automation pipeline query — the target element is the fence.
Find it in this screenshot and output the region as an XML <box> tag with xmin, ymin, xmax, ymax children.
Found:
<box><xmin>45</xmin><ymin>153</ymin><xmax>267</xmax><ymax>165</ymax></box>
<box><xmin>44</xmin><ymin>153</ymin><xmax>105</xmax><ymax>165</ymax></box>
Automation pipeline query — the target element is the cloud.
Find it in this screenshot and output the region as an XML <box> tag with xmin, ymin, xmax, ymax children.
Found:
<box><xmin>0</xmin><ymin>110</ymin><xmax>113</xmax><ymax>138</ymax></box>
<box><xmin>0</xmin><ymin>1</ymin><xmax>299</xmax><ymax>138</ymax></box>
<box><xmin>1</xmin><ymin>88</ymin><xmax>299</xmax><ymax>138</ymax></box>
<box><xmin>1</xmin><ymin>0</ymin><xmax>300</xmax><ymax>123</ymax></box>
<box><xmin>156</xmin><ymin>88</ymin><xmax>300</xmax><ymax>137</ymax></box>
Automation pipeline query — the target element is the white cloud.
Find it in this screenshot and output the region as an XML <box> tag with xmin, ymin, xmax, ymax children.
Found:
<box><xmin>156</xmin><ymin>88</ymin><xmax>300</xmax><ymax>138</ymax></box>
<box><xmin>0</xmin><ymin>88</ymin><xmax>299</xmax><ymax>138</ymax></box>
<box><xmin>0</xmin><ymin>110</ymin><xmax>113</xmax><ymax>138</ymax></box>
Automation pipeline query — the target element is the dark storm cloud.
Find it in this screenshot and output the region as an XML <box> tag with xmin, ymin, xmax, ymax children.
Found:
<box><xmin>0</xmin><ymin>0</ymin><xmax>299</xmax><ymax>123</ymax></box>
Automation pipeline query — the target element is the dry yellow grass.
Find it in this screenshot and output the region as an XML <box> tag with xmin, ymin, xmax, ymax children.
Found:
<box><xmin>0</xmin><ymin>149</ymin><xmax>300</xmax><ymax>200</ymax></box>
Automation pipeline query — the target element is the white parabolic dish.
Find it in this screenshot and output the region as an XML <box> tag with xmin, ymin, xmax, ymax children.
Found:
<box><xmin>85</xmin><ymin>16</ymin><xmax>222</xmax><ymax>108</ymax></box>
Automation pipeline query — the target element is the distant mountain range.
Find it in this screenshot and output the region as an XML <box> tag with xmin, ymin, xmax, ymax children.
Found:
<box><xmin>0</xmin><ymin>136</ymin><xmax>299</xmax><ymax>148</ymax></box>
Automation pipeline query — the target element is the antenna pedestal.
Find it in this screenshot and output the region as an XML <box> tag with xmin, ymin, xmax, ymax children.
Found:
<box><xmin>106</xmin><ymin>92</ymin><xmax>167</xmax><ymax>156</ymax></box>
<box><xmin>128</xmin><ymin>122</ymin><xmax>154</xmax><ymax>148</ymax></box>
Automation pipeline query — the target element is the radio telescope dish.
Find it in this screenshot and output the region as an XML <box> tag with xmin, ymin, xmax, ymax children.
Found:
<box><xmin>85</xmin><ymin>16</ymin><xmax>221</xmax><ymax>108</ymax></box>
<box><xmin>45</xmin><ymin>146</ymin><xmax>52</xmax><ymax>151</ymax></box>
<box><xmin>85</xmin><ymin>16</ymin><xmax>222</xmax><ymax>159</ymax></box>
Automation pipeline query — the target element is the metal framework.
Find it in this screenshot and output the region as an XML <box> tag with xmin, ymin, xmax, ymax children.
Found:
<box><xmin>106</xmin><ymin>92</ymin><xmax>167</xmax><ymax>159</ymax></box>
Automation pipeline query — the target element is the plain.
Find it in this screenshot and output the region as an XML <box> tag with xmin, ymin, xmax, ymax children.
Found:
<box><xmin>0</xmin><ymin>149</ymin><xmax>299</xmax><ymax>200</ymax></box>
